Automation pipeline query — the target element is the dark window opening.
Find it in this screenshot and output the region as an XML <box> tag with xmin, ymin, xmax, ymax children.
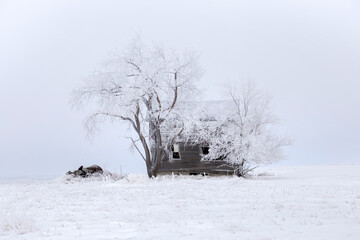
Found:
<box><xmin>171</xmin><ymin>144</ymin><xmax>181</xmax><ymax>159</ymax></box>
<box><xmin>201</xmin><ymin>146</ymin><xmax>209</xmax><ymax>155</ymax></box>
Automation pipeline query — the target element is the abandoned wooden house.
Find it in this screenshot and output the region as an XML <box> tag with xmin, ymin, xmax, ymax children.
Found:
<box><xmin>156</xmin><ymin>101</ymin><xmax>236</xmax><ymax>175</ymax></box>
<box><xmin>157</xmin><ymin>142</ymin><xmax>235</xmax><ymax>175</ymax></box>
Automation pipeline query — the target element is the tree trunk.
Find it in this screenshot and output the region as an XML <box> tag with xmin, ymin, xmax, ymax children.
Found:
<box><xmin>146</xmin><ymin>164</ymin><xmax>156</xmax><ymax>178</ymax></box>
<box><xmin>146</xmin><ymin>120</ymin><xmax>162</xmax><ymax>178</ymax></box>
<box><xmin>235</xmin><ymin>158</ymin><xmax>246</xmax><ymax>177</ymax></box>
<box><xmin>146</xmin><ymin>151</ymin><xmax>162</xmax><ymax>178</ymax></box>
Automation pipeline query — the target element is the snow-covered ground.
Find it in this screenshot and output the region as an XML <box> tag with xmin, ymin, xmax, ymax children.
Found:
<box><xmin>1</xmin><ymin>165</ymin><xmax>360</xmax><ymax>240</ymax></box>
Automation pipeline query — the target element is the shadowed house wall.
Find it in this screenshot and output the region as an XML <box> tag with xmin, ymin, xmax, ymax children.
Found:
<box><xmin>155</xmin><ymin>100</ymin><xmax>236</xmax><ymax>175</ymax></box>
<box><xmin>158</xmin><ymin>142</ymin><xmax>235</xmax><ymax>175</ymax></box>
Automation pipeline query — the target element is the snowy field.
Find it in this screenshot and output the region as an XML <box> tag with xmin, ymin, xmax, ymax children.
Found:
<box><xmin>1</xmin><ymin>165</ymin><xmax>360</xmax><ymax>240</ymax></box>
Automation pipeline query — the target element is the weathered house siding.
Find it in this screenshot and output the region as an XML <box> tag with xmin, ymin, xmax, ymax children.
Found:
<box><xmin>154</xmin><ymin>100</ymin><xmax>236</xmax><ymax>175</ymax></box>
<box><xmin>158</xmin><ymin>142</ymin><xmax>235</xmax><ymax>175</ymax></box>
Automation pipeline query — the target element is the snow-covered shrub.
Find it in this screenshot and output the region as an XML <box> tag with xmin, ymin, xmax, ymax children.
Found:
<box><xmin>61</xmin><ymin>170</ymin><xmax>123</xmax><ymax>183</ymax></box>
<box><xmin>187</xmin><ymin>81</ymin><xmax>291</xmax><ymax>177</ymax></box>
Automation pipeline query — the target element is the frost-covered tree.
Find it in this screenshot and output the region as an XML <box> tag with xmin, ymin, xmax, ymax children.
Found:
<box><xmin>190</xmin><ymin>82</ymin><xmax>291</xmax><ymax>177</ymax></box>
<box><xmin>73</xmin><ymin>38</ymin><xmax>201</xmax><ymax>177</ymax></box>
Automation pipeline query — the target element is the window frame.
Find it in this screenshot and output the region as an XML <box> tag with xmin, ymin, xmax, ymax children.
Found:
<box><xmin>200</xmin><ymin>146</ymin><xmax>210</xmax><ymax>155</ymax></box>
<box><xmin>170</xmin><ymin>144</ymin><xmax>181</xmax><ymax>160</ymax></box>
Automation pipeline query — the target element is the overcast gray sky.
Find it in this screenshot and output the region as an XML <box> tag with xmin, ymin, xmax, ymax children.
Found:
<box><xmin>1</xmin><ymin>0</ymin><xmax>359</xmax><ymax>178</ymax></box>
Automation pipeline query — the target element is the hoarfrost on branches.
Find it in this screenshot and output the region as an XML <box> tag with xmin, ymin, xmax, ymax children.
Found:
<box><xmin>72</xmin><ymin>38</ymin><xmax>201</xmax><ymax>177</ymax></box>
<box><xmin>189</xmin><ymin>81</ymin><xmax>291</xmax><ymax>177</ymax></box>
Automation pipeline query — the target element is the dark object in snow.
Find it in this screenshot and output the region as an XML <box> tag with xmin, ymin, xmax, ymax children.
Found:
<box><xmin>66</xmin><ymin>165</ymin><xmax>103</xmax><ymax>178</ymax></box>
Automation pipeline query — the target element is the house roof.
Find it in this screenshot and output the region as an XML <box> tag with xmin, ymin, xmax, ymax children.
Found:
<box><xmin>196</xmin><ymin>100</ymin><xmax>235</xmax><ymax>121</ymax></box>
